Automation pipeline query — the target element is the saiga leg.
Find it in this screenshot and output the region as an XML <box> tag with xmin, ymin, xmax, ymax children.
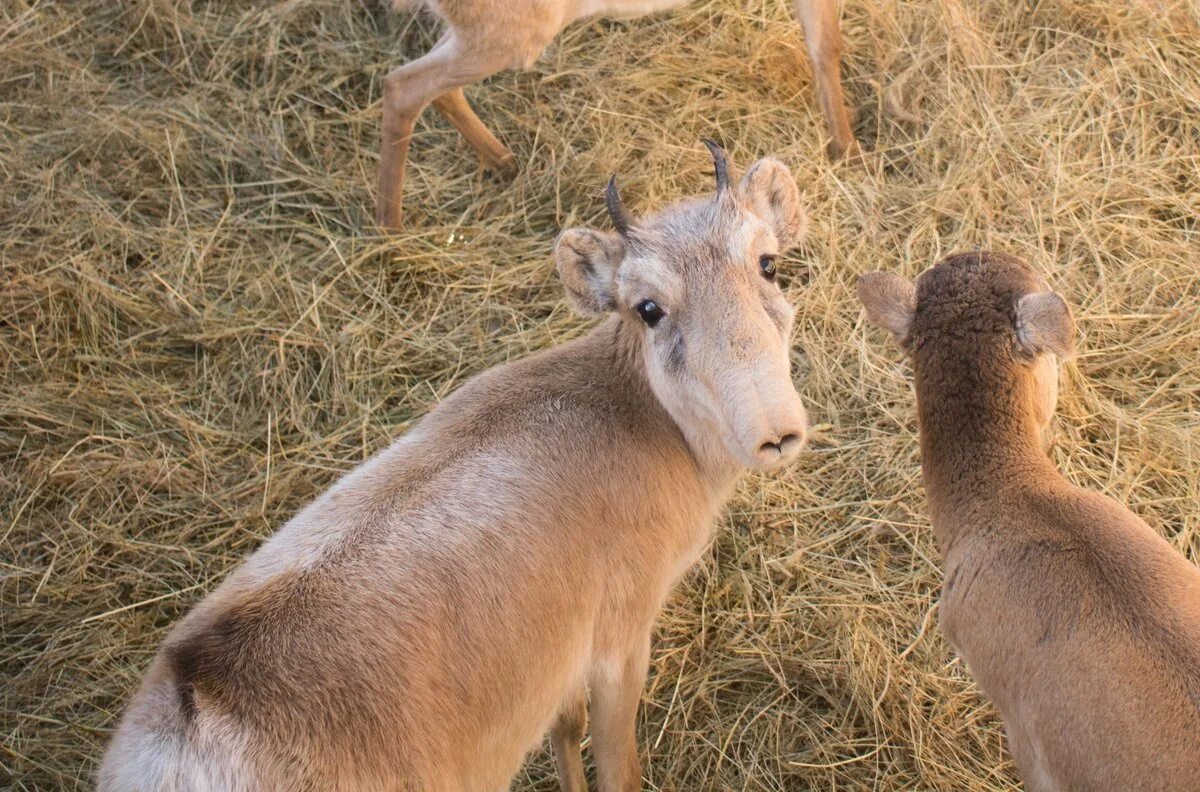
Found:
<box><xmin>550</xmin><ymin>688</ymin><xmax>589</xmax><ymax>792</ymax></box>
<box><xmin>431</xmin><ymin>88</ymin><xmax>517</xmax><ymax>175</ymax></box>
<box><xmin>375</xmin><ymin>35</ymin><xmax>513</xmax><ymax>228</ymax></box>
<box><xmin>793</xmin><ymin>0</ymin><xmax>857</xmax><ymax>159</ymax></box>
<box><xmin>588</xmin><ymin>637</ymin><xmax>651</xmax><ymax>792</ymax></box>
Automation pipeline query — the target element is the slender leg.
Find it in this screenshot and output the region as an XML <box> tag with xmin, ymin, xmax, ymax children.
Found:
<box><xmin>430</xmin><ymin>87</ymin><xmax>517</xmax><ymax>175</ymax></box>
<box><xmin>374</xmin><ymin>36</ymin><xmax>508</xmax><ymax>229</ymax></box>
<box><xmin>550</xmin><ymin>688</ymin><xmax>589</xmax><ymax>792</ymax></box>
<box><xmin>588</xmin><ymin>638</ymin><xmax>650</xmax><ymax>792</ymax></box>
<box><xmin>793</xmin><ymin>0</ymin><xmax>857</xmax><ymax>160</ymax></box>
<box><xmin>377</xmin><ymin>77</ymin><xmax>420</xmax><ymax>229</ymax></box>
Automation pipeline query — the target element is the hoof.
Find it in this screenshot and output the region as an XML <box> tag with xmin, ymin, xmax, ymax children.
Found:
<box><xmin>478</xmin><ymin>152</ymin><xmax>519</xmax><ymax>183</ymax></box>
<box><xmin>828</xmin><ymin>137</ymin><xmax>863</xmax><ymax>164</ymax></box>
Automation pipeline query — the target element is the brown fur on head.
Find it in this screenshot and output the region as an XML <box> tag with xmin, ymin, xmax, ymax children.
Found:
<box><xmin>555</xmin><ymin>144</ymin><xmax>810</xmax><ymax>470</ymax></box>
<box><xmin>858</xmin><ymin>252</ymin><xmax>1074</xmax><ymax>439</ymax></box>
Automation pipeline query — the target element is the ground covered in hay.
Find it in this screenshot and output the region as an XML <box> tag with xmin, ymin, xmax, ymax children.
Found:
<box><xmin>2</xmin><ymin>0</ymin><xmax>1198</xmax><ymax>788</ymax></box>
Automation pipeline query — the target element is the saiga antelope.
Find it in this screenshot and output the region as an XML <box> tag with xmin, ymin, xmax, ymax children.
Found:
<box><xmin>376</xmin><ymin>0</ymin><xmax>855</xmax><ymax>226</ymax></box>
<box><xmin>859</xmin><ymin>252</ymin><xmax>1200</xmax><ymax>791</ymax></box>
<box><xmin>99</xmin><ymin>142</ymin><xmax>811</xmax><ymax>791</ymax></box>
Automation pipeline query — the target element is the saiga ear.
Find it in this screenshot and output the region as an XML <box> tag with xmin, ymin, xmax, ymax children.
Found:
<box><xmin>1015</xmin><ymin>291</ymin><xmax>1075</xmax><ymax>359</ymax></box>
<box><xmin>739</xmin><ymin>158</ymin><xmax>808</xmax><ymax>250</ymax></box>
<box><xmin>554</xmin><ymin>229</ymin><xmax>626</xmax><ymax>317</ymax></box>
<box><xmin>857</xmin><ymin>271</ymin><xmax>917</xmax><ymax>341</ymax></box>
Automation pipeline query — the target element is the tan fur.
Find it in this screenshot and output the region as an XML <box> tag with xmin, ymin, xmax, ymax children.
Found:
<box><xmin>99</xmin><ymin>152</ymin><xmax>810</xmax><ymax>792</ymax></box>
<box><xmin>374</xmin><ymin>0</ymin><xmax>854</xmax><ymax>227</ymax></box>
<box><xmin>859</xmin><ymin>252</ymin><xmax>1200</xmax><ymax>792</ymax></box>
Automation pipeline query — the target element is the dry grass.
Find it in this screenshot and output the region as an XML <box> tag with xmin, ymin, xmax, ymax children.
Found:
<box><xmin>2</xmin><ymin>0</ymin><xmax>1199</xmax><ymax>788</ymax></box>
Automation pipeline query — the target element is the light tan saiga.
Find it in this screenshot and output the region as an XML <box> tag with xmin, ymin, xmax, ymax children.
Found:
<box><xmin>375</xmin><ymin>0</ymin><xmax>855</xmax><ymax>226</ymax></box>
<box><xmin>99</xmin><ymin>142</ymin><xmax>810</xmax><ymax>792</ymax></box>
<box><xmin>858</xmin><ymin>252</ymin><xmax>1200</xmax><ymax>791</ymax></box>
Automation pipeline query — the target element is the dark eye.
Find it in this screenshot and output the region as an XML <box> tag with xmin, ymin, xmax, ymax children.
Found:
<box><xmin>635</xmin><ymin>299</ymin><xmax>664</xmax><ymax>328</ymax></box>
<box><xmin>759</xmin><ymin>255</ymin><xmax>777</xmax><ymax>282</ymax></box>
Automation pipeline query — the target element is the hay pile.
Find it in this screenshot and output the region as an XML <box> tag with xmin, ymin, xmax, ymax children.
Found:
<box><xmin>2</xmin><ymin>0</ymin><xmax>1197</xmax><ymax>788</ymax></box>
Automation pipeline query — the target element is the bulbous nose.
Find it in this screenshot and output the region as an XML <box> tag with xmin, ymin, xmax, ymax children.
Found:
<box><xmin>753</xmin><ymin>425</ymin><xmax>807</xmax><ymax>467</ymax></box>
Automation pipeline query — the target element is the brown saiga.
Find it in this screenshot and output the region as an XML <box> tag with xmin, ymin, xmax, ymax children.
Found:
<box><xmin>859</xmin><ymin>252</ymin><xmax>1200</xmax><ymax>791</ymax></box>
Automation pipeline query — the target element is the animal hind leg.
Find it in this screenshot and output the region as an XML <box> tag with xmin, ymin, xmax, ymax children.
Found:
<box><xmin>793</xmin><ymin>0</ymin><xmax>857</xmax><ymax>159</ymax></box>
<box><xmin>430</xmin><ymin>87</ymin><xmax>517</xmax><ymax>176</ymax></box>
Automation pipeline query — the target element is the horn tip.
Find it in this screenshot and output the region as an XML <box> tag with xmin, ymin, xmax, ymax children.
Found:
<box><xmin>701</xmin><ymin>138</ymin><xmax>730</xmax><ymax>190</ymax></box>
<box><xmin>604</xmin><ymin>173</ymin><xmax>631</xmax><ymax>236</ymax></box>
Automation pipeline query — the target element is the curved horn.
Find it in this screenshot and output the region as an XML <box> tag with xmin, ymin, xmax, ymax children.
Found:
<box><xmin>701</xmin><ymin>138</ymin><xmax>729</xmax><ymax>192</ymax></box>
<box><xmin>605</xmin><ymin>175</ymin><xmax>633</xmax><ymax>237</ymax></box>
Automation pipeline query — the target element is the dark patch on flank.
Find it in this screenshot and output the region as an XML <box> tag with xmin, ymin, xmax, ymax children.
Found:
<box><xmin>165</xmin><ymin>641</ymin><xmax>201</xmax><ymax>720</ymax></box>
<box><xmin>164</xmin><ymin>571</ymin><xmax>315</xmax><ymax>722</ymax></box>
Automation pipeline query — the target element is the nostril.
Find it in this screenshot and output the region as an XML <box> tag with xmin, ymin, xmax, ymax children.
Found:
<box><xmin>755</xmin><ymin>429</ymin><xmax>806</xmax><ymax>464</ymax></box>
<box><xmin>759</xmin><ymin>434</ymin><xmax>802</xmax><ymax>456</ymax></box>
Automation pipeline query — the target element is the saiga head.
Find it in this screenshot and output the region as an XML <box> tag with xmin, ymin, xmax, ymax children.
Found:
<box><xmin>857</xmin><ymin>251</ymin><xmax>1075</xmax><ymax>439</ymax></box>
<box><xmin>555</xmin><ymin>141</ymin><xmax>809</xmax><ymax>470</ymax></box>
